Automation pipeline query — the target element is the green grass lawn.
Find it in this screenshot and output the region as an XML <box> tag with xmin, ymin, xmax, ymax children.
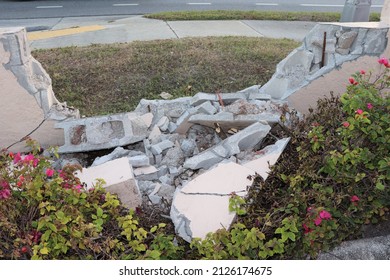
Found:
<box><xmin>33</xmin><ymin>37</ymin><xmax>300</xmax><ymax>116</ymax></box>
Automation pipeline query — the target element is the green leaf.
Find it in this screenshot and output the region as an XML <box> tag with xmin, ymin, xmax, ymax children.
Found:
<box><xmin>40</xmin><ymin>247</ymin><xmax>49</xmax><ymax>255</ymax></box>
<box><xmin>376</xmin><ymin>182</ymin><xmax>385</xmax><ymax>191</ymax></box>
<box><xmin>150</xmin><ymin>226</ymin><xmax>158</xmax><ymax>233</ymax></box>
<box><xmin>97</xmin><ymin>207</ymin><xmax>103</xmax><ymax>217</ymax></box>
<box><xmin>148</xmin><ymin>250</ymin><xmax>161</xmax><ymax>259</ymax></box>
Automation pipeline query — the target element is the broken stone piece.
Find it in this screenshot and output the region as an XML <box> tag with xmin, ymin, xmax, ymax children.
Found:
<box><xmin>157</xmin><ymin>116</ymin><xmax>170</xmax><ymax>131</ymax></box>
<box><xmin>243</xmin><ymin>138</ymin><xmax>290</xmax><ymax>180</ymax></box>
<box><xmin>195</xmin><ymin>101</ymin><xmax>217</xmax><ymax>115</ymax></box>
<box><xmin>160</xmin><ymin>92</ymin><xmax>173</xmax><ymax>100</ymax></box>
<box><xmin>128</xmin><ymin>154</ymin><xmax>150</xmax><ymax>167</ymax></box>
<box><xmin>170</xmin><ymin>162</ymin><xmax>255</xmax><ymax>242</ymax></box>
<box><xmin>56</xmin><ymin>112</ymin><xmax>149</xmax><ymax>153</ymax></box>
<box><xmin>91</xmin><ymin>146</ymin><xmax>131</xmax><ymax>167</ymax></box>
<box><xmin>184</xmin><ymin>122</ymin><xmax>271</xmax><ymax>170</ymax></box>
<box><xmin>133</xmin><ymin>165</ymin><xmax>159</xmax><ymax>181</ymax></box>
<box><xmin>75</xmin><ymin>157</ymin><xmax>141</xmax><ymax>209</ymax></box>
<box><xmin>150</xmin><ymin>140</ymin><xmax>174</xmax><ymax>155</ymax></box>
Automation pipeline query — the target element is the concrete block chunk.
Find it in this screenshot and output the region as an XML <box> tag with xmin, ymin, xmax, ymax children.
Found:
<box><xmin>170</xmin><ymin>162</ymin><xmax>255</xmax><ymax>242</ymax></box>
<box><xmin>75</xmin><ymin>157</ymin><xmax>141</xmax><ymax>209</ymax></box>
<box><xmin>133</xmin><ymin>165</ymin><xmax>159</xmax><ymax>181</ymax></box>
<box><xmin>128</xmin><ymin>154</ymin><xmax>150</xmax><ymax>167</ymax></box>
<box><xmin>243</xmin><ymin>138</ymin><xmax>290</xmax><ymax>180</ymax></box>
<box><xmin>184</xmin><ymin>122</ymin><xmax>271</xmax><ymax>170</ymax></box>
<box><xmin>150</xmin><ymin>140</ymin><xmax>174</xmax><ymax>155</ymax></box>
<box><xmin>56</xmin><ymin>112</ymin><xmax>148</xmax><ymax>153</ymax></box>
<box><xmin>195</xmin><ymin>101</ymin><xmax>217</xmax><ymax>115</ymax></box>
<box><xmin>157</xmin><ymin>116</ymin><xmax>170</xmax><ymax>131</ymax></box>
<box><xmin>91</xmin><ymin>146</ymin><xmax>131</xmax><ymax>167</ymax></box>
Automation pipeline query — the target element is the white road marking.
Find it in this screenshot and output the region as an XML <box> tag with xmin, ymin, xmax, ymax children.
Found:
<box><xmin>36</xmin><ymin>6</ymin><xmax>63</xmax><ymax>9</ymax></box>
<box><xmin>187</xmin><ymin>3</ymin><xmax>212</xmax><ymax>5</ymax></box>
<box><xmin>113</xmin><ymin>3</ymin><xmax>139</xmax><ymax>6</ymax></box>
<box><xmin>300</xmin><ymin>4</ymin><xmax>344</xmax><ymax>7</ymax></box>
<box><xmin>255</xmin><ymin>3</ymin><xmax>279</xmax><ymax>6</ymax></box>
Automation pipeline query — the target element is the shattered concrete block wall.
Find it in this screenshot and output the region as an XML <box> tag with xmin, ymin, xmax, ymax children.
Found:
<box><xmin>0</xmin><ymin>27</ymin><xmax>79</xmax><ymax>151</ymax></box>
<box><xmin>260</xmin><ymin>22</ymin><xmax>389</xmax><ymax>101</ymax></box>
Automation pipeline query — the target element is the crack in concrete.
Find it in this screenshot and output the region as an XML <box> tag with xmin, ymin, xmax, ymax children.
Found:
<box><xmin>165</xmin><ymin>21</ymin><xmax>179</xmax><ymax>39</ymax></box>
<box><xmin>181</xmin><ymin>190</ymin><xmax>247</xmax><ymax>196</ymax></box>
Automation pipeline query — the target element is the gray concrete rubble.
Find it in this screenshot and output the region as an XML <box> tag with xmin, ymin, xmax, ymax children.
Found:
<box><xmin>260</xmin><ymin>23</ymin><xmax>389</xmax><ymax>100</ymax></box>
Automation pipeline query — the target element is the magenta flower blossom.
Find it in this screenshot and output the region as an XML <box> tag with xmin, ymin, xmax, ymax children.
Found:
<box><xmin>367</xmin><ymin>103</ymin><xmax>373</xmax><ymax>110</ymax></box>
<box><xmin>13</xmin><ymin>152</ymin><xmax>22</xmax><ymax>164</ymax></box>
<box><xmin>46</xmin><ymin>168</ymin><xmax>55</xmax><ymax>177</ymax></box>
<box><xmin>350</xmin><ymin>195</ymin><xmax>360</xmax><ymax>202</ymax></box>
<box><xmin>0</xmin><ymin>181</ymin><xmax>11</xmax><ymax>200</ymax></box>
<box><xmin>319</xmin><ymin>210</ymin><xmax>332</xmax><ymax>220</ymax></box>
<box><xmin>378</xmin><ymin>57</ymin><xmax>389</xmax><ymax>65</ymax></box>
<box><xmin>314</xmin><ymin>216</ymin><xmax>322</xmax><ymax>226</ymax></box>
<box><xmin>342</xmin><ymin>121</ymin><xmax>350</xmax><ymax>128</ymax></box>
<box><xmin>355</xmin><ymin>109</ymin><xmax>364</xmax><ymax>115</ymax></box>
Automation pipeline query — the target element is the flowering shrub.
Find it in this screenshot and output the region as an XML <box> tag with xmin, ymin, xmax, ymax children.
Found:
<box><xmin>0</xmin><ymin>140</ymin><xmax>180</xmax><ymax>259</ymax></box>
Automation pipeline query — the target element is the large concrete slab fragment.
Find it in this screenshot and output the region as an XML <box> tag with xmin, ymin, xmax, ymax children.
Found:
<box><xmin>171</xmin><ymin>162</ymin><xmax>255</xmax><ymax>242</ymax></box>
<box><xmin>75</xmin><ymin>157</ymin><xmax>141</xmax><ymax>209</ymax></box>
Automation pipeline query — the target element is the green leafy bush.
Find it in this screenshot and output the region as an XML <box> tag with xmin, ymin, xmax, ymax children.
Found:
<box><xmin>0</xmin><ymin>141</ymin><xmax>181</xmax><ymax>260</ymax></box>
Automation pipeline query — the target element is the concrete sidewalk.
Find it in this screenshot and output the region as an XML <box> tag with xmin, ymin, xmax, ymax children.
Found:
<box><xmin>0</xmin><ymin>15</ymin><xmax>316</xmax><ymax>49</ymax></box>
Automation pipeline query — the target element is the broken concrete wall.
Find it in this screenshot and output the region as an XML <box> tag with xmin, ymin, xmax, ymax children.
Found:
<box><xmin>0</xmin><ymin>27</ymin><xmax>79</xmax><ymax>152</ymax></box>
<box><xmin>260</xmin><ymin>22</ymin><xmax>389</xmax><ymax>101</ymax></box>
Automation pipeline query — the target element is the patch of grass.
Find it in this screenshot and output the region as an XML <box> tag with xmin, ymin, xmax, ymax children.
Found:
<box><xmin>33</xmin><ymin>37</ymin><xmax>299</xmax><ymax>116</ymax></box>
<box><xmin>145</xmin><ymin>10</ymin><xmax>381</xmax><ymax>22</ymax></box>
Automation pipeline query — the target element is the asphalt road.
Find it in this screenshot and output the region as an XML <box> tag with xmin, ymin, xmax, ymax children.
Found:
<box><xmin>0</xmin><ymin>0</ymin><xmax>385</xmax><ymax>19</ymax></box>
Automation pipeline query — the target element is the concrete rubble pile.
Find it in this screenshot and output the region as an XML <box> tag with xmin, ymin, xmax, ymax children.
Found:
<box><xmin>54</xmin><ymin>87</ymin><xmax>291</xmax><ymax>242</ymax></box>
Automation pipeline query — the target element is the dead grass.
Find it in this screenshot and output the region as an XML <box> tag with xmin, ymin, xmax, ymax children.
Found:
<box><xmin>33</xmin><ymin>37</ymin><xmax>299</xmax><ymax>116</ymax></box>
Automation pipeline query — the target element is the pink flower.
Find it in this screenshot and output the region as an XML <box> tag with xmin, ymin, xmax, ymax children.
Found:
<box><xmin>355</xmin><ymin>109</ymin><xmax>364</xmax><ymax>115</ymax></box>
<box><xmin>24</xmin><ymin>154</ymin><xmax>34</xmax><ymax>162</ymax></box>
<box><xmin>45</xmin><ymin>168</ymin><xmax>55</xmax><ymax>177</ymax></box>
<box><xmin>0</xmin><ymin>181</ymin><xmax>11</xmax><ymax>200</ymax></box>
<box><xmin>378</xmin><ymin>57</ymin><xmax>389</xmax><ymax>65</ymax></box>
<box><xmin>367</xmin><ymin>103</ymin><xmax>373</xmax><ymax>110</ymax></box>
<box><xmin>349</xmin><ymin>77</ymin><xmax>358</xmax><ymax>85</ymax></box>
<box><xmin>351</xmin><ymin>195</ymin><xmax>360</xmax><ymax>202</ymax></box>
<box><xmin>319</xmin><ymin>210</ymin><xmax>332</xmax><ymax>220</ymax></box>
<box><xmin>342</xmin><ymin>121</ymin><xmax>350</xmax><ymax>128</ymax></box>
<box><xmin>314</xmin><ymin>216</ymin><xmax>322</xmax><ymax>226</ymax></box>
<box><xmin>360</xmin><ymin>70</ymin><xmax>366</xmax><ymax>75</ymax></box>
<box><xmin>13</xmin><ymin>152</ymin><xmax>22</xmax><ymax>164</ymax></box>
<box><xmin>73</xmin><ymin>185</ymin><xmax>82</xmax><ymax>193</ymax></box>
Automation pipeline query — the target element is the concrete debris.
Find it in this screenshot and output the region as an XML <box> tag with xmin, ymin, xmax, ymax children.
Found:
<box><xmin>75</xmin><ymin>157</ymin><xmax>141</xmax><ymax>209</ymax></box>
<box><xmin>183</xmin><ymin>122</ymin><xmax>271</xmax><ymax>170</ymax></box>
<box><xmin>160</xmin><ymin>92</ymin><xmax>173</xmax><ymax>100</ymax></box>
<box><xmin>170</xmin><ymin>162</ymin><xmax>255</xmax><ymax>242</ymax></box>
<box><xmin>261</xmin><ymin>23</ymin><xmax>389</xmax><ymax>99</ymax></box>
<box><xmin>133</xmin><ymin>165</ymin><xmax>159</xmax><ymax>181</ymax></box>
<box><xmin>91</xmin><ymin>146</ymin><xmax>131</xmax><ymax>166</ymax></box>
<box><xmin>55</xmin><ymin>112</ymin><xmax>151</xmax><ymax>153</ymax></box>
<box><xmin>243</xmin><ymin>138</ymin><xmax>290</xmax><ymax>180</ymax></box>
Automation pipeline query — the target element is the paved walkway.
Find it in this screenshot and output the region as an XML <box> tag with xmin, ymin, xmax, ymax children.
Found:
<box><xmin>0</xmin><ymin>15</ymin><xmax>317</xmax><ymax>49</ymax></box>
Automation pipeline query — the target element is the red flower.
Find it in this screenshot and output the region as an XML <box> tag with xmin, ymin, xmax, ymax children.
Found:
<box><xmin>20</xmin><ymin>246</ymin><xmax>28</xmax><ymax>254</ymax></box>
<box><xmin>314</xmin><ymin>216</ymin><xmax>322</xmax><ymax>226</ymax></box>
<box><xmin>303</xmin><ymin>223</ymin><xmax>313</xmax><ymax>234</ymax></box>
<box><xmin>360</xmin><ymin>70</ymin><xmax>366</xmax><ymax>75</ymax></box>
<box><xmin>378</xmin><ymin>57</ymin><xmax>389</xmax><ymax>65</ymax></box>
<box><xmin>319</xmin><ymin>210</ymin><xmax>332</xmax><ymax>220</ymax></box>
<box><xmin>342</xmin><ymin>121</ymin><xmax>350</xmax><ymax>128</ymax></box>
<box><xmin>355</xmin><ymin>109</ymin><xmax>364</xmax><ymax>115</ymax></box>
<box><xmin>312</xmin><ymin>122</ymin><xmax>320</xmax><ymax>127</ymax></box>
<box><xmin>13</xmin><ymin>152</ymin><xmax>22</xmax><ymax>164</ymax></box>
<box><xmin>350</xmin><ymin>195</ymin><xmax>360</xmax><ymax>202</ymax></box>
<box><xmin>45</xmin><ymin>168</ymin><xmax>55</xmax><ymax>177</ymax></box>
<box><xmin>349</xmin><ymin>77</ymin><xmax>358</xmax><ymax>85</ymax></box>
